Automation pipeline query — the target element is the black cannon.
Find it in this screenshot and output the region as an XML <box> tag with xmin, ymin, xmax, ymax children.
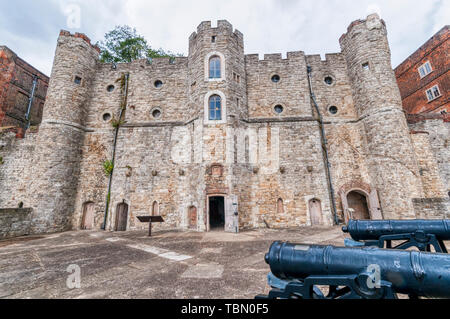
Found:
<box><xmin>256</xmin><ymin>241</ymin><xmax>450</xmax><ymax>299</ymax></box>
<box><xmin>342</xmin><ymin>219</ymin><xmax>449</xmax><ymax>253</ymax></box>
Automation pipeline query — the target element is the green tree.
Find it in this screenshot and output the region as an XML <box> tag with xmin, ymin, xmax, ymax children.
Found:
<box><xmin>96</xmin><ymin>25</ymin><xmax>179</xmax><ymax>63</ymax></box>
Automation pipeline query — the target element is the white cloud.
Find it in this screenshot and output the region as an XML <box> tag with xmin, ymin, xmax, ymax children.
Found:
<box><xmin>1</xmin><ymin>0</ymin><xmax>447</xmax><ymax>75</ymax></box>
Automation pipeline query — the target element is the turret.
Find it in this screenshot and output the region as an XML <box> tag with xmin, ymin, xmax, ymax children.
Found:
<box><xmin>340</xmin><ymin>14</ymin><xmax>421</xmax><ymax>219</ymax></box>
<box><xmin>30</xmin><ymin>31</ymin><xmax>99</xmax><ymax>233</ymax></box>
<box><xmin>188</xmin><ymin>20</ymin><xmax>246</xmax><ymax>123</ymax></box>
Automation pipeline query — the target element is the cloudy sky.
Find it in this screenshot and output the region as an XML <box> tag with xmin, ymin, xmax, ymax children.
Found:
<box><xmin>1</xmin><ymin>0</ymin><xmax>448</xmax><ymax>76</ymax></box>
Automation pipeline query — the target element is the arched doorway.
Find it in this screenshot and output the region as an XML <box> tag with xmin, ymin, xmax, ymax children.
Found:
<box><xmin>152</xmin><ymin>201</ymin><xmax>159</xmax><ymax>216</ymax></box>
<box><xmin>347</xmin><ymin>191</ymin><xmax>370</xmax><ymax>220</ymax></box>
<box><xmin>115</xmin><ymin>202</ymin><xmax>129</xmax><ymax>231</ymax></box>
<box><xmin>188</xmin><ymin>206</ymin><xmax>197</xmax><ymax>229</ymax></box>
<box><xmin>309</xmin><ymin>199</ymin><xmax>323</xmax><ymax>226</ymax></box>
<box><xmin>81</xmin><ymin>202</ymin><xmax>95</xmax><ymax>230</ymax></box>
<box><xmin>277</xmin><ymin>198</ymin><xmax>284</xmax><ymax>214</ymax></box>
<box><xmin>209</xmin><ymin>196</ymin><xmax>225</xmax><ymax>230</ymax></box>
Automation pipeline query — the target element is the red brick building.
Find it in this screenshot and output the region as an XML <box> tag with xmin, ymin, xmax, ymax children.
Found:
<box><xmin>0</xmin><ymin>46</ymin><xmax>49</xmax><ymax>132</ymax></box>
<box><xmin>395</xmin><ymin>26</ymin><xmax>449</xmax><ymax>115</ymax></box>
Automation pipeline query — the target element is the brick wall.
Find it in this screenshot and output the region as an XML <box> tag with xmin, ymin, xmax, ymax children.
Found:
<box><xmin>0</xmin><ymin>46</ymin><xmax>49</xmax><ymax>131</ymax></box>
<box><xmin>395</xmin><ymin>26</ymin><xmax>449</xmax><ymax>114</ymax></box>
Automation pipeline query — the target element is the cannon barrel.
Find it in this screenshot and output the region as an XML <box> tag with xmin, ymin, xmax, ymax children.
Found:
<box><xmin>265</xmin><ymin>241</ymin><xmax>450</xmax><ymax>298</ymax></box>
<box><xmin>342</xmin><ymin>219</ymin><xmax>450</xmax><ymax>241</ymax></box>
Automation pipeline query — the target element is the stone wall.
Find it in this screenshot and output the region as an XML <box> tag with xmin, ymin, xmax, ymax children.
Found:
<box><xmin>0</xmin><ymin>131</ymin><xmax>37</xmax><ymax>208</ymax></box>
<box><xmin>413</xmin><ymin>198</ymin><xmax>450</xmax><ymax>219</ymax></box>
<box><xmin>1</xmin><ymin>15</ymin><xmax>449</xmax><ymax>238</ymax></box>
<box><xmin>0</xmin><ymin>208</ymin><xmax>33</xmax><ymax>239</ymax></box>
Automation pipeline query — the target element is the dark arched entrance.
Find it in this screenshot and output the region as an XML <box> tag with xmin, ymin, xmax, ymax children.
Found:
<box><xmin>347</xmin><ymin>191</ymin><xmax>370</xmax><ymax>220</ymax></box>
<box><xmin>209</xmin><ymin>196</ymin><xmax>225</xmax><ymax>229</ymax></box>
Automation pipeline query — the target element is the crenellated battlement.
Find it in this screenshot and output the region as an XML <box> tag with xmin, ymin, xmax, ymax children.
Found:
<box><xmin>59</xmin><ymin>30</ymin><xmax>101</xmax><ymax>54</ymax></box>
<box><xmin>305</xmin><ymin>53</ymin><xmax>344</xmax><ymax>65</ymax></box>
<box><xmin>189</xmin><ymin>19</ymin><xmax>243</xmax><ymax>49</ymax></box>
<box><xmin>339</xmin><ymin>14</ymin><xmax>386</xmax><ymax>45</ymax></box>
<box><xmin>245</xmin><ymin>51</ymin><xmax>305</xmax><ymax>64</ymax></box>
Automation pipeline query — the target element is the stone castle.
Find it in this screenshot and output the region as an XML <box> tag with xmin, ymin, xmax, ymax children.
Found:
<box><xmin>0</xmin><ymin>14</ymin><xmax>448</xmax><ymax>238</ymax></box>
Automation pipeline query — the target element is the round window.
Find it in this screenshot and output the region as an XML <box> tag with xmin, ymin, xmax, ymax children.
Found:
<box><xmin>107</xmin><ymin>85</ymin><xmax>115</xmax><ymax>92</ymax></box>
<box><xmin>154</xmin><ymin>80</ymin><xmax>163</xmax><ymax>88</ymax></box>
<box><xmin>324</xmin><ymin>76</ymin><xmax>334</xmax><ymax>85</ymax></box>
<box><xmin>271</xmin><ymin>75</ymin><xmax>280</xmax><ymax>83</ymax></box>
<box><xmin>152</xmin><ymin>109</ymin><xmax>162</xmax><ymax>119</ymax></box>
<box><xmin>274</xmin><ymin>105</ymin><xmax>284</xmax><ymax>114</ymax></box>
<box><xmin>102</xmin><ymin>113</ymin><xmax>112</xmax><ymax>121</ymax></box>
<box><xmin>328</xmin><ymin>106</ymin><xmax>338</xmax><ymax>115</ymax></box>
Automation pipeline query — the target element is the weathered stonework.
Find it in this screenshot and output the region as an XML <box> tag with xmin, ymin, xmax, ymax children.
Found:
<box><xmin>0</xmin><ymin>14</ymin><xmax>448</xmax><ymax>238</ymax></box>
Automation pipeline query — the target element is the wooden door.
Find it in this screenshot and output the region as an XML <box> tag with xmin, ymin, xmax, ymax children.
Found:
<box><xmin>309</xmin><ymin>199</ymin><xmax>323</xmax><ymax>226</ymax></box>
<box><xmin>188</xmin><ymin>206</ymin><xmax>197</xmax><ymax>229</ymax></box>
<box><xmin>82</xmin><ymin>202</ymin><xmax>95</xmax><ymax>230</ymax></box>
<box><xmin>115</xmin><ymin>203</ymin><xmax>129</xmax><ymax>231</ymax></box>
<box><xmin>225</xmin><ymin>195</ymin><xmax>238</xmax><ymax>233</ymax></box>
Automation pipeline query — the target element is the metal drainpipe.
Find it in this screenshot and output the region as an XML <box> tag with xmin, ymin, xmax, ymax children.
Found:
<box><xmin>25</xmin><ymin>75</ymin><xmax>38</xmax><ymax>130</ymax></box>
<box><xmin>102</xmin><ymin>73</ymin><xmax>129</xmax><ymax>230</ymax></box>
<box><xmin>306</xmin><ymin>66</ymin><xmax>339</xmax><ymax>225</ymax></box>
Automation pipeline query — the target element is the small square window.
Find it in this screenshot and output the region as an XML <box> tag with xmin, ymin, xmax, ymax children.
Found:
<box><xmin>362</xmin><ymin>62</ymin><xmax>370</xmax><ymax>70</ymax></box>
<box><xmin>74</xmin><ymin>76</ymin><xmax>82</xmax><ymax>84</ymax></box>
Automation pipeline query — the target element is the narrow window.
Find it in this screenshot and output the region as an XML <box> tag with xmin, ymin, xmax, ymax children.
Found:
<box><xmin>209</xmin><ymin>56</ymin><xmax>221</xmax><ymax>79</ymax></box>
<box><xmin>209</xmin><ymin>95</ymin><xmax>222</xmax><ymax>120</ymax></box>
<box><xmin>212</xmin><ymin>36</ymin><xmax>217</xmax><ymax>43</ymax></box>
<box><xmin>74</xmin><ymin>76</ymin><xmax>82</xmax><ymax>84</ymax></box>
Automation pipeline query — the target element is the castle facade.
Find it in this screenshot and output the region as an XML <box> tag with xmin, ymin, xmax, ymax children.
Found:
<box><xmin>0</xmin><ymin>14</ymin><xmax>448</xmax><ymax>237</ymax></box>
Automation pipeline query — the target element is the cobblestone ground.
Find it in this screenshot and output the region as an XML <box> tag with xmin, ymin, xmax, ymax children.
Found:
<box><xmin>0</xmin><ymin>227</ymin><xmax>448</xmax><ymax>299</ymax></box>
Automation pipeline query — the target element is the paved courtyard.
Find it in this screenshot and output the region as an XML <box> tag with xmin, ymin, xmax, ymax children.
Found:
<box><xmin>0</xmin><ymin>227</ymin><xmax>350</xmax><ymax>299</ymax></box>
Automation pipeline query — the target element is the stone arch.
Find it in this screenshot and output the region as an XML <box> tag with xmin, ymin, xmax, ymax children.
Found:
<box><xmin>204</xmin><ymin>51</ymin><xmax>226</xmax><ymax>82</ymax></box>
<box><xmin>339</xmin><ymin>181</ymin><xmax>383</xmax><ymax>222</ymax></box>
<box><xmin>346</xmin><ymin>191</ymin><xmax>370</xmax><ymax>220</ymax></box>
<box><xmin>81</xmin><ymin>201</ymin><xmax>95</xmax><ymax>230</ymax></box>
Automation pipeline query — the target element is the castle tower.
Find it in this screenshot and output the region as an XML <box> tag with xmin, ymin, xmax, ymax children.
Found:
<box><xmin>188</xmin><ymin>20</ymin><xmax>246</xmax><ymax>124</ymax></box>
<box><xmin>30</xmin><ymin>31</ymin><xmax>99</xmax><ymax>233</ymax></box>
<box><xmin>187</xmin><ymin>21</ymin><xmax>246</xmax><ymax>231</ymax></box>
<box><xmin>340</xmin><ymin>14</ymin><xmax>421</xmax><ymax>219</ymax></box>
